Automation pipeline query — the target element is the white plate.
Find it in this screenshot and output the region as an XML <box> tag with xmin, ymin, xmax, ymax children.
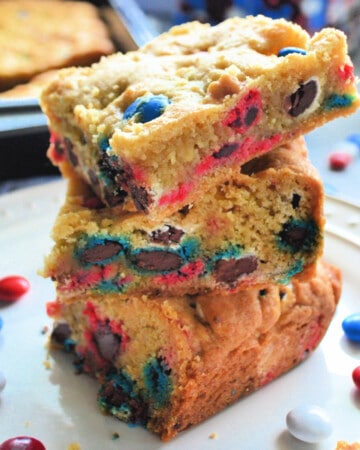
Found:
<box><xmin>0</xmin><ymin>180</ymin><xmax>359</xmax><ymax>450</ymax></box>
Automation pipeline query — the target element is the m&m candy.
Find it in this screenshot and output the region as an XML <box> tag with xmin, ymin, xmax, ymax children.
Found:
<box><xmin>123</xmin><ymin>94</ymin><xmax>171</xmax><ymax>123</ymax></box>
<box><xmin>0</xmin><ymin>436</ymin><xmax>45</xmax><ymax>450</ymax></box>
<box><xmin>286</xmin><ymin>404</ymin><xmax>332</xmax><ymax>443</ymax></box>
<box><xmin>0</xmin><ymin>276</ymin><xmax>30</xmax><ymax>302</ymax></box>
<box><xmin>352</xmin><ymin>366</ymin><xmax>360</xmax><ymax>389</ymax></box>
<box><xmin>342</xmin><ymin>313</ymin><xmax>360</xmax><ymax>342</ymax></box>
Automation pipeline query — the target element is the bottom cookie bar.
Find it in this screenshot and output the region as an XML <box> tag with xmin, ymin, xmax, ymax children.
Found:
<box><xmin>48</xmin><ymin>261</ymin><xmax>341</xmax><ymax>441</ymax></box>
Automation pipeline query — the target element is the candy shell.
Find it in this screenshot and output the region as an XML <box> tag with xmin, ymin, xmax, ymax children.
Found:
<box><xmin>0</xmin><ymin>370</ymin><xmax>6</xmax><ymax>392</ymax></box>
<box><xmin>0</xmin><ymin>275</ymin><xmax>30</xmax><ymax>302</ymax></box>
<box><xmin>123</xmin><ymin>94</ymin><xmax>171</xmax><ymax>123</ymax></box>
<box><xmin>286</xmin><ymin>404</ymin><xmax>332</xmax><ymax>443</ymax></box>
<box><xmin>352</xmin><ymin>366</ymin><xmax>360</xmax><ymax>389</ymax></box>
<box><xmin>347</xmin><ymin>133</ymin><xmax>360</xmax><ymax>149</ymax></box>
<box><xmin>328</xmin><ymin>151</ymin><xmax>353</xmax><ymax>171</ymax></box>
<box><xmin>278</xmin><ymin>47</ymin><xmax>307</xmax><ymax>57</ymax></box>
<box><xmin>342</xmin><ymin>313</ymin><xmax>360</xmax><ymax>342</ymax></box>
<box><xmin>0</xmin><ymin>437</ymin><xmax>46</xmax><ymax>450</ymax></box>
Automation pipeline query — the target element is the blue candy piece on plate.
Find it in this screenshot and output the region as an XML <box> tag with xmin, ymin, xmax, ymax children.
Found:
<box><xmin>123</xmin><ymin>94</ymin><xmax>171</xmax><ymax>123</ymax></box>
<box><xmin>278</xmin><ymin>47</ymin><xmax>307</xmax><ymax>57</ymax></box>
<box><xmin>346</xmin><ymin>133</ymin><xmax>360</xmax><ymax>149</ymax></box>
<box><xmin>342</xmin><ymin>313</ymin><xmax>360</xmax><ymax>342</ymax></box>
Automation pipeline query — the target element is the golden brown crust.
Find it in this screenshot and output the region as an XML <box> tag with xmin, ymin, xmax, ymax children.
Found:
<box><xmin>49</xmin><ymin>260</ymin><xmax>341</xmax><ymax>440</ymax></box>
<box><xmin>0</xmin><ymin>1</ymin><xmax>114</xmax><ymax>91</ymax></box>
<box><xmin>153</xmin><ymin>260</ymin><xmax>341</xmax><ymax>440</ymax></box>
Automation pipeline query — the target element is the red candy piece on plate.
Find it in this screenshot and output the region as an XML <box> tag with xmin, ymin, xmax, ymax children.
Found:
<box><xmin>0</xmin><ymin>436</ymin><xmax>46</xmax><ymax>450</ymax></box>
<box><xmin>0</xmin><ymin>276</ymin><xmax>30</xmax><ymax>302</ymax></box>
<box><xmin>352</xmin><ymin>366</ymin><xmax>360</xmax><ymax>389</ymax></box>
<box><xmin>328</xmin><ymin>151</ymin><xmax>353</xmax><ymax>171</ymax></box>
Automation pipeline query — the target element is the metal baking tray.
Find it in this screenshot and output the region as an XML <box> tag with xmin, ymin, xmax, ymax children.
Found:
<box><xmin>0</xmin><ymin>0</ymin><xmax>157</xmax><ymax>180</ymax></box>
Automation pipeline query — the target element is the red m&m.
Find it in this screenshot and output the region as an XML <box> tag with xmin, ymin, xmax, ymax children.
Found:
<box><xmin>0</xmin><ymin>436</ymin><xmax>45</xmax><ymax>450</ymax></box>
<box><xmin>0</xmin><ymin>276</ymin><xmax>30</xmax><ymax>302</ymax></box>
<box><xmin>352</xmin><ymin>366</ymin><xmax>360</xmax><ymax>389</ymax></box>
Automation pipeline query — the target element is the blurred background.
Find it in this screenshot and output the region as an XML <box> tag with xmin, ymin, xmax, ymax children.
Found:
<box><xmin>0</xmin><ymin>0</ymin><xmax>359</xmax><ymax>202</ymax></box>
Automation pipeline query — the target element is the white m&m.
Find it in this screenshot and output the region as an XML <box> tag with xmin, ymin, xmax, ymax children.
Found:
<box><xmin>286</xmin><ymin>404</ymin><xmax>333</xmax><ymax>443</ymax></box>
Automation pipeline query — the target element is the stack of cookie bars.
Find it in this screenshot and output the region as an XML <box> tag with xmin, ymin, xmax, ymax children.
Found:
<box><xmin>40</xmin><ymin>16</ymin><xmax>359</xmax><ymax>441</ymax></box>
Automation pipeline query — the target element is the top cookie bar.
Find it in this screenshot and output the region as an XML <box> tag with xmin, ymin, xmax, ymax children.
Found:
<box><xmin>41</xmin><ymin>15</ymin><xmax>360</xmax><ymax>220</ymax></box>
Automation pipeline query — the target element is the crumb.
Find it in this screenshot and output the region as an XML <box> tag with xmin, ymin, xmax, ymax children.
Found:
<box><xmin>24</xmin><ymin>420</ymin><xmax>30</xmax><ymax>427</ymax></box>
<box><xmin>111</xmin><ymin>432</ymin><xmax>120</xmax><ymax>440</ymax></box>
<box><xmin>67</xmin><ymin>444</ymin><xmax>81</xmax><ymax>450</ymax></box>
<box><xmin>209</xmin><ymin>432</ymin><xmax>218</xmax><ymax>439</ymax></box>
<box><xmin>43</xmin><ymin>359</ymin><xmax>51</xmax><ymax>370</ymax></box>
<box><xmin>41</xmin><ymin>325</ymin><xmax>49</xmax><ymax>335</ymax></box>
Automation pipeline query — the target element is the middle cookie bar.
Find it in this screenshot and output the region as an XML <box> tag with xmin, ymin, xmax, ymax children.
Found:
<box><xmin>43</xmin><ymin>137</ymin><xmax>324</xmax><ymax>298</ymax></box>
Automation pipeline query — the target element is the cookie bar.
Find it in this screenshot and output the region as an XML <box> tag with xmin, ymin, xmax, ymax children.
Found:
<box><xmin>0</xmin><ymin>1</ymin><xmax>114</xmax><ymax>91</ymax></box>
<box><xmin>47</xmin><ymin>260</ymin><xmax>341</xmax><ymax>441</ymax></box>
<box><xmin>42</xmin><ymin>137</ymin><xmax>324</xmax><ymax>297</ymax></box>
<box><xmin>0</xmin><ymin>70</ymin><xmax>58</xmax><ymax>99</ymax></box>
<box><xmin>41</xmin><ymin>15</ymin><xmax>360</xmax><ymax>219</ymax></box>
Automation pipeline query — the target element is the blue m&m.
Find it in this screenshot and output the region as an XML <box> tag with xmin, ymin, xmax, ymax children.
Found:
<box><xmin>123</xmin><ymin>94</ymin><xmax>171</xmax><ymax>123</ymax></box>
<box><xmin>278</xmin><ymin>47</ymin><xmax>307</xmax><ymax>57</ymax></box>
<box><xmin>342</xmin><ymin>313</ymin><xmax>360</xmax><ymax>342</ymax></box>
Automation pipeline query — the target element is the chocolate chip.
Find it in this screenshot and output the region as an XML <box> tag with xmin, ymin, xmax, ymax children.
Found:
<box><xmin>129</xmin><ymin>184</ymin><xmax>151</xmax><ymax>213</ymax></box>
<box><xmin>206</xmin><ymin>0</ymin><xmax>232</xmax><ymax>22</ymax></box>
<box><xmin>82</xmin><ymin>195</ymin><xmax>105</xmax><ymax>210</ymax></box>
<box><xmin>103</xmin><ymin>188</ymin><xmax>127</xmax><ymax>207</ymax></box>
<box><xmin>212</xmin><ymin>143</ymin><xmax>239</xmax><ymax>159</ymax></box>
<box><xmin>100</xmin><ymin>376</ymin><xmax>147</xmax><ymax>424</ymax></box>
<box><xmin>54</xmin><ymin>139</ymin><xmax>65</xmax><ymax>157</ymax></box>
<box><xmin>99</xmin><ymin>151</ymin><xmax>121</xmax><ymax>178</ymax></box>
<box><xmin>65</xmin><ymin>138</ymin><xmax>79</xmax><ymax>166</ymax></box>
<box><xmin>227</xmin><ymin>106</ymin><xmax>259</xmax><ymax>130</ymax></box>
<box><xmin>259</xmin><ymin>289</ymin><xmax>267</xmax><ymax>296</ymax></box>
<box><xmin>228</xmin><ymin>115</ymin><xmax>242</xmax><ymax>129</ymax></box>
<box><xmin>102</xmin><ymin>379</ymin><xmax>128</xmax><ymax>407</ymax></box>
<box><xmin>88</xmin><ymin>169</ymin><xmax>99</xmax><ymax>186</ymax></box>
<box><xmin>93</xmin><ymin>323</ymin><xmax>121</xmax><ymax>361</ymax></box>
<box><xmin>131</xmin><ymin>250</ymin><xmax>183</xmax><ymax>272</ymax></box>
<box><xmin>80</xmin><ymin>133</ymin><xmax>87</xmax><ymax>145</ymax></box>
<box><xmin>150</xmin><ymin>226</ymin><xmax>184</xmax><ymax>245</ymax></box>
<box><xmin>214</xmin><ymin>255</ymin><xmax>258</xmax><ymax>284</ymax></box>
<box><xmin>172</xmin><ymin>421</ymin><xmax>183</xmax><ymax>431</ymax></box>
<box><xmin>80</xmin><ymin>240</ymin><xmax>124</xmax><ymax>264</ymax></box>
<box><xmin>286</xmin><ymin>79</ymin><xmax>318</xmax><ymax>117</ymax></box>
<box><xmin>51</xmin><ymin>322</ymin><xmax>72</xmax><ymax>345</ymax></box>
<box><xmin>278</xmin><ymin>224</ymin><xmax>307</xmax><ymax>251</ymax></box>
<box><xmin>178</xmin><ymin>204</ymin><xmax>191</xmax><ymax>216</ymax></box>
<box><xmin>244</xmin><ymin>106</ymin><xmax>259</xmax><ymax>127</ymax></box>
<box><xmin>291</xmin><ymin>193</ymin><xmax>301</xmax><ymax>209</ymax></box>
<box><xmin>114</xmin><ymin>166</ymin><xmax>132</xmax><ymax>187</ymax></box>
<box><xmin>98</xmin><ymin>153</ymin><xmax>128</xmax><ymax>206</ymax></box>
